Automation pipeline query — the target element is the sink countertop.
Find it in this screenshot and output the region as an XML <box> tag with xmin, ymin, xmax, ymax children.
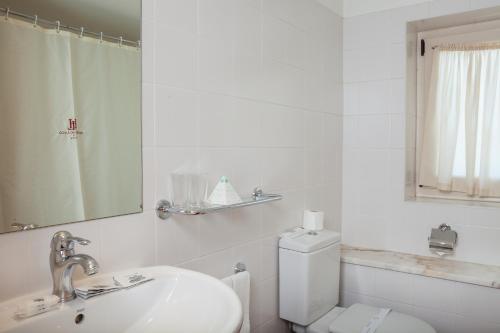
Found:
<box><xmin>341</xmin><ymin>244</ymin><xmax>500</xmax><ymax>289</ymax></box>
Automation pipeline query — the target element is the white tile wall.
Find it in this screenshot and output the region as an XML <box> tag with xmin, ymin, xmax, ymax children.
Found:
<box><xmin>0</xmin><ymin>1</ymin><xmax>343</xmax><ymax>333</ymax></box>
<box><xmin>342</xmin><ymin>0</ymin><xmax>500</xmax><ymax>267</ymax></box>
<box><xmin>340</xmin><ymin>263</ymin><xmax>500</xmax><ymax>333</ymax></box>
<box><xmin>342</xmin><ymin>0</ymin><xmax>500</xmax><ymax>17</ymax></box>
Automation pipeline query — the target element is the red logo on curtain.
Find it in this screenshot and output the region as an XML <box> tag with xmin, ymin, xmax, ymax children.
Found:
<box><xmin>58</xmin><ymin>118</ymin><xmax>84</xmax><ymax>139</ymax></box>
<box><xmin>68</xmin><ymin>118</ymin><xmax>77</xmax><ymax>130</ymax></box>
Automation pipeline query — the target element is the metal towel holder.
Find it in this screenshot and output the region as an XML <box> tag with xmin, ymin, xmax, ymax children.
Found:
<box><xmin>233</xmin><ymin>262</ymin><xmax>246</xmax><ymax>274</ymax></box>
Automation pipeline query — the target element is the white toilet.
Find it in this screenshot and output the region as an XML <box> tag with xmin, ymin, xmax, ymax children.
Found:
<box><xmin>279</xmin><ymin>229</ymin><xmax>436</xmax><ymax>333</ymax></box>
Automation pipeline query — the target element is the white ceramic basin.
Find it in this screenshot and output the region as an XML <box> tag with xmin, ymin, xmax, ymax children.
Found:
<box><xmin>0</xmin><ymin>266</ymin><xmax>243</xmax><ymax>333</ymax></box>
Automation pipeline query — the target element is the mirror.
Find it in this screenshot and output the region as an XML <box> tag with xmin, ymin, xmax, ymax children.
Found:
<box><xmin>0</xmin><ymin>0</ymin><xmax>142</xmax><ymax>234</ymax></box>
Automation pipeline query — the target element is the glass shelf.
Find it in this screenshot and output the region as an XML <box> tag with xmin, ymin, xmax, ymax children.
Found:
<box><xmin>156</xmin><ymin>188</ymin><xmax>283</xmax><ymax>220</ymax></box>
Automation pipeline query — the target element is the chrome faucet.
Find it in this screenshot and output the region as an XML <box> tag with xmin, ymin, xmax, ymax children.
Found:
<box><xmin>50</xmin><ymin>231</ymin><xmax>99</xmax><ymax>302</ymax></box>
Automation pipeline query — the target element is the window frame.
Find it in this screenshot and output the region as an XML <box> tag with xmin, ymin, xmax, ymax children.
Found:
<box><xmin>416</xmin><ymin>20</ymin><xmax>500</xmax><ymax>203</ymax></box>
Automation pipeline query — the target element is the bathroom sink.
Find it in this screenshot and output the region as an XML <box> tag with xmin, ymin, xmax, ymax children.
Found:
<box><xmin>0</xmin><ymin>266</ymin><xmax>243</xmax><ymax>333</ymax></box>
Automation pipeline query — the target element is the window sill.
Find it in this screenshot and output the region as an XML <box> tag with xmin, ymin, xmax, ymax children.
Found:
<box><xmin>341</xmin><ymin>244</ymin><xmax>500</xmax><ymax>289</ymax></box>
<box><xmin>409</xmin><ymin>194</ymin><xmax>500</xmax><ymax>208</ymax></box>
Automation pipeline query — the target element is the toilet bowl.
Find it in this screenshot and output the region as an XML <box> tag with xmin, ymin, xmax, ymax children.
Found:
<box><xmin>278</xmin><ymin>229</ymin><xmax>436</xmax><ymax>333</ymax></box>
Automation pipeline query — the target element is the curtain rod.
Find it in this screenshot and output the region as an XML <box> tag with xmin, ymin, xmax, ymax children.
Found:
<box><xmin>0</xmin><ymin>7</ymin><xmax>141</xmax><ymax>48</ymax></box>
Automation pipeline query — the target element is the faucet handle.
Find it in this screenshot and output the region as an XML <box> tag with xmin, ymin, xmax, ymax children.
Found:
<box><xmin>51</xmin><ymin>231</ymin><xmax>91</xmax><ymax>252</ymax></box>
<box><xmin>67</xmin><ymin>236</ymin><xmax>91</xmax><ymax>246</ymax></box>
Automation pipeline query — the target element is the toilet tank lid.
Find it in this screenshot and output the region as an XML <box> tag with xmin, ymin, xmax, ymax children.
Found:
<box><xmin>279</xmin><ymin>229</ymin><xmax>341</xmax><ymax>253</ymax></box>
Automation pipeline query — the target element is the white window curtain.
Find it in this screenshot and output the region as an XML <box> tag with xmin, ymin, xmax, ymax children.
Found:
<box><xmin>419</xmin><ymin>43</ymin><xmax>500</xmax><ymax>197</ymax></box>
<box><xmin>0</xmin><ymin>17</ymin><xmax>141</xmax><ymax>229</ymax></box>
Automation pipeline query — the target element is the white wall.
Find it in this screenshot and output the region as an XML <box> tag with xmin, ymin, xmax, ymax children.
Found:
<box><xmin>0</xmin><ymin>1</ymin><xmax>343</xmax><ymax>332</ymax></box>
<box><xmin>343</xmin><ymin>0</ymin><xmax>431</xmax><ymax>17</ymax></box>
<box><xmin>340</xmin><ymin>263</ymin><xmax>500</xmax><ymax>333</ymax></box>
<box><xmin>342</xmin><ymin>0</ymin><xmax>500</xmax><ymax>17</ymax></box>
<box><xmin>342</xmin><ymin>0</ymin><xmax>500</xmax><ymax>266</ymax></box>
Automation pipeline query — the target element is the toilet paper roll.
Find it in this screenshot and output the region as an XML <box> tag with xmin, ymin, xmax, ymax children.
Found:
<box><xmin>303</xmin><ymin>210</ymin><xmax>324</xmax><ymax>231</ymax></box>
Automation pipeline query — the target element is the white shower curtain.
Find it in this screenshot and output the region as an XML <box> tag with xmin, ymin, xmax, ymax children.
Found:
<box><xmin>0</xmin><ymin>17</ymin><xmax>141</xmax><ymax>230</ymax></box>
<box><xmin>419</xmin><ymin>44</ymin><xmax>500</xmax><ymax>197</ymax></box>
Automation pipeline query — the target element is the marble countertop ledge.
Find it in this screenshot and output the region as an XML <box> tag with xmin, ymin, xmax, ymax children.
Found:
<box><xmin>341</xmin><ymin>245</ymin><xmax>500</xmax><ymax>289</ymax></box>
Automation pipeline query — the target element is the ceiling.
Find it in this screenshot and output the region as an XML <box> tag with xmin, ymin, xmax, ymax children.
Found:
<box><xmin>0</xmin><ymin>0</ymin><xmax>140</xmax><ymax>41</ymax></box>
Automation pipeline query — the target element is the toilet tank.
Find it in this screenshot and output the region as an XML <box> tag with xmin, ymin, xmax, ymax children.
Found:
<box><xmin>279</xmin><ymin>229</ymin><xmax>341</xmax><ymax>326</ymax></box>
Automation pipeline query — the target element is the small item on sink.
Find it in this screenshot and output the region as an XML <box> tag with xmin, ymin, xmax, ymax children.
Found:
<box><xmin>14</xmin><ymin>295</ymin><xmax>60</xmax><ymax>319</ymax></box>
<box><xmin>75</xmin><ymin>273</ymin><xmax>154</xmax><ymax>299</ymax></box>
<box><xmin>207</xmin><ymin>176</ymin><xmax>242</xmax><ymax>205</ymax></box>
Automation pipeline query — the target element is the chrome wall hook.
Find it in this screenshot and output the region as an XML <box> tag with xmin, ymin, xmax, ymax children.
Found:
<box><xmin>79</xmin><ymin>27</ymin><xmax>84</xmax><ymax>38</ymax></box>
<box><xmin>233</xmin><ymin>262</ymin><xmax>246</xmax><ymax>274</ymax></box>
<box><xmin>56</xmin><ymin>20</ymin><xmax>61</xmax><ymax>33</ymax></box>
<box><xmin>32</xmin><ymin>14</ymin><xmax>38</xmax><ymax>27</ymax></box>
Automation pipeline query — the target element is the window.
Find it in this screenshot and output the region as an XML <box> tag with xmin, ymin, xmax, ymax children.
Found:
<box><xmin>417</xmin><ymin>21</ymin><xmax>500</xmax><ymax>202</ymax></box>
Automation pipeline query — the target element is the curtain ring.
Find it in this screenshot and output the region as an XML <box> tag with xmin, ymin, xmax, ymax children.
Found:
<box><xmin>100</xmin><ymin>32</ymin><xmax>103</xmax><ymax>43</ymax></box>
<box><xmin>4</xmin><ymin>7</ymin><xmax>9</xmax><ymax>20</ymax></box>
<box><xmin>79</xmin><ymin>27</ymin><xmax>84</xmax><ymax>38</ymax></box>
<box><xmin>33</xmin><ymin>15</ymin><xmax>38</xmax><ymax>27</ymax></box>
<box><xmin>56</xmin><ymin>20</ymin><xmax>61</xmax><ymax>33</ymax></box>
<box><xmin>119</xmin><ymin>36</ymin><xmax>123</xmax><ymax>47</ymax></box>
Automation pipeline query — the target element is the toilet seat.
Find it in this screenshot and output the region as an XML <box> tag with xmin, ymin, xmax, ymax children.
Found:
<box><xmin>306</xmin><ymin>304</ymin><xmax>436</xmax><ymax>333</ymax></box>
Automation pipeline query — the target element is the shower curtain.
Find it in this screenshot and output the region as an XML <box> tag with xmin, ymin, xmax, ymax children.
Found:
<box><xmin>0</xmin><ymin>17</ymin><xmax>141</xmax><ymax>230</ymax></box>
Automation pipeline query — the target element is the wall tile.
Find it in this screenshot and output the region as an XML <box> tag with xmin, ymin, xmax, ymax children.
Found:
<box><xmin>198</xmin><ymin>35</ymin><xmax>234</xmax><ymax>94</ymax></box>
<box><xmin>357</xmin><ymin>115</ymin><xmax>391</xmax><ymax>148</ymax></box>
<box><xmin>261</xmin><ymin>190</ymin><xmax>304</xmax><ymax>236</ymax></box>
<box><xmin>344</xmin><ymin>46</ymin><xmax>392</xmax><ymax>82</ymax></box>
<box><xmin>261</xmin><ymin>148</ymin><xmax>305</xmax><ymax>192</ymax></box>
<box><xmin>142</xmin><ymin>147</ymin><xmax>155</xmax><ymax>211</ymax></box>
<box><xmin>0</xmin><ymin>231</ymin><xmax>31</xmax><ymax>301</ymax></box>
<box><xmin>179</xmin><ymin>248</ymin><xmax>234</xmax><ymax>279</ymax></box>
<box><xmin>452</xmin><ymin>316</ymin><xmax>500</xmax><ymax>333</ymax></box>
<box><xmin>390</xmin><ymin>114</ymin><xmax>406</xmax><ymax>148</ymax></box>
<box><xmin>141</xmin><ymin>19</ymin><xmax>155</xmax><ymax>84</ymax></box>
<box><xmin>261</xmin><ymin>236</ymin><xmax>279</xmax><ymax>280</ymax></box>
<box><xmin>233</xmin><ymin>3</ymin><xmax>262</xmax><ymax>99</ymax></box>
<box><xmin>155</xmin><ymin>25</ymin><xmax>197</xmax><ymax>89</ymax></box>
<box><xmin>470</xmin><ymin>0</ymin><xmax>500</xmax><ymax>10</ymax></box>
<box><xmin>340</xmin><ymin>263</ymin><xmax>376</xmax><ymax>295</ymax></box>
<box><xmin>198</xmin><ymin>0</ymin><xmax>235</xmax><ymax>38</ymax></box>
<box><xmin>260</xmin><ymin>104</ymin><xmax>304</xmax><ymax>148</ymax></box>
<box><xmin>156</xmin><ymin>214</ymin><xmax>200</xmax><ymax>265</ymax></box>
<box><xmin>142</xmin><ymin>0</ymin><xmax>155</xmax><ymax>21</ymax></box>
<box><xmin>156</xmin><ymin>86</ymin><xmax>199</xmax><ymax>147</ymax></box>
<box><xmin>142</xmin><ymin>83</ymin><xmax>155</xmax><ymax>147</ymax></box>
<box><xmin>410</xmin><ymin>274</ymin><xmax>458</xmax><ymax>313</ymax></box>
<box><xmin>455</xmin><ymin>278</ymin><xmax>500</xmax><ymax>323</ymax></box>
<box><xmin>155</xmin><ymin>0</ymin><xmax>197</xmax><ymax>34</ymax></box>
<box><xmin>256</xmin><ymin>277</ymin><xmax>279</xmax><ymax>325</ymax></box>
<box><xmin>429</xmin><ymin>0</ymin><xmax>471</xmax><ymax>17</ymax></box>
<box><xmin>305</xmin><ymin>111</ymin><xmax>325</xmax><ymax>147</ymax></box>
<box><xmin>99</xmin><ymin>212</ymin><xmax>155</xmax><ymax>273</ymax></box>
<box><xmin>261</xmin><ymin>59</ymin><xmax>305</xmax><ymax>107</ymax></box>
<box><xmin>373</xmin><ymin>268</ymin><xmax>413</xmax><ymax>303</ymax></box>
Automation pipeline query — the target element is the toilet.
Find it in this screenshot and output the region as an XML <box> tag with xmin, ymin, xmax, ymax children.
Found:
<box><xmin>279</xmin><ymin>229</ymin><xmax>436</xmax><ymax>333</ymax></box>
